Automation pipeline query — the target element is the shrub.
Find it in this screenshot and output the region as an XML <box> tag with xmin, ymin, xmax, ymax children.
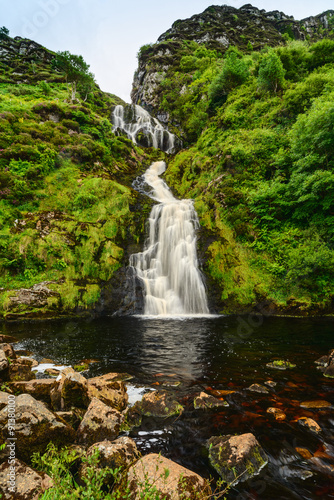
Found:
<box><xmin>257</xmin><ymin>50</ymin><xmax>285</xmax><ymax>92</ymax></box>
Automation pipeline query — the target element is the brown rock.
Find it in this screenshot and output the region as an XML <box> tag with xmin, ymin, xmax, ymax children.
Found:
<box><xmin>50</xmin><ymin>367</ymin><xmax>89</xmax><ymax>410</ymax></box>
<box><xmin>295</xmin><ymin>447</ymin><xmax>312</xmax><ymax>460</ymax></box>
<box><xmin>87</xmin><ymin>373</ymin><xmax>128</xmax><ymax>411</ymax></box>
<box><xmin>0</xmin><ymin>344</ymin><xmax>16</xmax><ymax>360</ymax></box>
<box><xmin>194</xmin><ymin>392</ymin><xmax>229</xmax><ymax>409</ymax></box>
<box><xmin>264</xmin><ymin>380</ymin><xmax>277</xmax><ymax>388</ymax></box>
<box><xmin>246</xmin><ymin>384</ymin><xmax>269</xmax><ymax>394</ymax></box>
<box><xmin>314</xmin><ymin>355</ymin><xmax>329</xmax><ymax>366</ymax></box>
<box><xmin>77</xmin><ymin>397</ymin><xmax>124</xmax><ymax>446</ymax></box>
<box><xmin>8</xmin><ymin>358</ymin><xmax>36</xmax><ymax>382</ymax></box>
<box><xmin>117</xmin><ymin>453</ymin><xmax>211</xmax><ymax>499</ymax></box>
<box><xmin>210</xmin><ymin>389</ymin><xmax>236</xmax><ymax>396</ymax></box>
<box><xmin>298</xmin><ymin>417</ymin><xmax>322</xmax><ymax>433</ymax></box>
<box><xmin>0</xmin><ymin>391</ymin><xmax>10</xmax><ymax>410</ymax></box>
<box><xmin>266</xmin><ymin>407</ymin><xmax>286</xmax><ymax>420</ymax></box>
<box><xmin>0</xmin><ymin>459</ymin><xmax>53</xmax><ymax>500</ymax></box>
<box><xmin>324</xmin><ymin>364</ymin><xmax>334</xmax><ymax>378</ymax></box>
<box><xmin>8</xmin><ymin>379</ymin><xmax>56</xmax><ymax>403</ymax></box>
<box><xmin>0</xmin><ymin>350</ymin><xmax>9</xmax><ymax>372</ymax></box>
<box><xmin>0</xmin><ymin>394</ymin><xmax>75</xmax><ymax>462</ymax></box>
<box><xmin>137</xmin><ymin>391</ymin><xmax>183</xmax><ymax>418</ymax></box>
<box><xmin>300</xmin><ymin>400</ymin><xmax>332</xmax><ymax>409</ymax></box>
<box><xmin>207</xmin><ymin>433</ymin><xmax>268</xmax><ymax>485</ymax></box>
<box><xmin>0</xmin><ymin>335</ymin><xmax>18</xmax><ymax>343</ymax></box>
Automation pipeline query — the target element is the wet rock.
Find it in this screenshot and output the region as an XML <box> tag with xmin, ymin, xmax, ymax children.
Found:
<box><xmin>324</xmin><ymin>364</ymin><xmax>334</xmax><ymax>378</ymax></box>
<box><xmin>298</xmin><ymin>417</ymin><xmax>322</xmax><ymax>433</ymax></box>
<box><xmin>264</xmin><ymin>380</ymin><xmax>277</xmax><ymax>388</ymax></box>
<box><xmin>8</xmin><ymin>379</ymin><xmax>56</xmax><ymax>403</ymax></box>
<box><xmin>8</xmin><ymin>358</ymin><xmax>36</xmax><ymax>382</ymax></box>
<box><xmin>0</xmin><ymin>343</ymin><xmax>16</xmax><ymax>360</ymax></box>
<box><xmin>0</xmin><ymin>350</ymin><xmax>9</xmax><ymax>372</ymax></box>
<box><xmin>246</xmin><ymin>384</ymin><xmax>269</xmax><ymax>394</ymax></box>
<box><xmin>207</xmin><ymin>433</ymin><xmax>268</xmax><ymax>485</ymax></box>
<box><xmin>77</xmin><ymin>397</ymin><xmax>124</xmax><ymax>446</ymax></box>
<box><xmin>266</xmin><ymin>360</ymin><xmax>296</xmax><ymax>370</ymax></box>
<box><xmin>80</xmin><ymin>437</ymin><xmax>139</xmax><ymax>486</ymax></box>
<box><xmin>0</xmin><ymin>459</ymin><xmax>53</xmax><ymax>499</ymax></box>
<box><xmin>50</xmin><ymin>367</ymin><xmax>89</xmax><ymax>410</ymax></box>
<box><xmin>300</xmin><ymin>400</ymin><xmax>331</xmax><ymax>409</ymax></box>
<box><xmin>266</xmin><ymin>407</ymin><xmax>286</xmax><ymax>420</ymax></box>
<box><xmin>136</xmin><ymin>390</ymin><xmax>183</xmax><ymax>418</ymax></box>
<box><xmin>314</xmin><ymin>355</ymin><xmax>329</xmax><ymax>366</ymax></box>
<box><xmin>194</xmin><ymin>392</ymin><xmax>229</xmax><ymax>409</ymax></box>
<box><xmin>20</xmin><ymin>357</ymin><xmax>38</xmax><ymax>368</ymax></box>
<box><xmin>210</xmin><ymin>389</ymin><xmax>236</xmax><ymax>396</ymax></box>
<box><xmin>0</xmin><ymin>335</ymin><xmax>18</xmax><ymax>343</ymax></box>
<box><xmin>87</xmin><ymin>373</ymin><xmax>128</xmax><ymax>411</ymax></box>
<box><xmin>295</xmin><ymin>447</ymin><xmax>313</xmax><ymax>460</ymax></box>
<box><xmin>0</xmin><ymin>394</ymin><xmax>75</xmax><ymax>462</ymax></box>
<box><xmin>117</xmin><ymin>453</ymin><xmax>211</xmax><ymax>499</ymax></box>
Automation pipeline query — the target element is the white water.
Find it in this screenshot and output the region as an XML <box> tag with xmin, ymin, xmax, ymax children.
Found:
<box><xmin>111</xmin><ymin>104</ymin><xmax>175</xmax><ymax>153</ymax></box>
<box><xmin>130</xmin><ymin>161</ymin><xmax>209</xmax><ymax>316</ymax></box>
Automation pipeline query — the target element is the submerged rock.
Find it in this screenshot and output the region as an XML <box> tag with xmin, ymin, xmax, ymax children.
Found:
<box><xmin>266</xmin><ymin>407</ymin><xmax>286</xmax><ymax>420</ymax></box>
<box><xmin>246</xmin><ymin>384</ymin><xmax>269</xmax><ymax>394</ymax></box>
<box><xmin>194</xmin><ymin>392</ymin><xmax>229</xmax><ymax>409</ymax></box>
<box><xmin>87</xmin><ymin>373</ymin><xmax>128</xmax><ymax>411</ymax></box>
<box><xmin>136</xmin><ymin>390</ymin><xmax>183</xmax><ymax>418</ymax></box>
<box><xmin>300</xmin><ymin>400</ymin><xmax>331</xmax><ymax>409</ymax></box>
<box><xmin>207</xmin><ymin>433</ymin><xmax>268</xmax><ymax>485</ymax></box>
<box><xmin>77</xmin><ymin>397</ymin><xmax>124</xmax><ymax>446</ymax></box>
<box><xmin>0</xmin><ymin>459</ymin><xmax>53</xmax><ymax>499</ymax></box>
<box><xmin>266</xmin><ymin>360</ymin><xmax>296</xmax><ymax>370</ymax></box>
<box><xmin>116</xmin><ymin>453</ymin><xmax>211</xmax><ymax>499</ymax></box>
<box><xmin>298</xmin><ymin>417</ymin><xmax>322</xmax><ymax>433</ymax></box>
<box><xmin>0</xmin><ymin>394</ymin><xmax>75</xmax><ymax>462</ymax></box>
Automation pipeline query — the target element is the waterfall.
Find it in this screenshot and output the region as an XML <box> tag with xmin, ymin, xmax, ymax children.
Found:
<box><xmin>111</xmin><ymin>104</ymin><xmax>176</xmax><ymax>154</ymax></box>
<box><xmin>130</xmin><ymin>161</ymin><xmax>209</xmax><ymax>316</ymax></box>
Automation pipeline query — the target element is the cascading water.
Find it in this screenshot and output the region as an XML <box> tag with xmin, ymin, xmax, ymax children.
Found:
<box><xmin>130</xmin><ymin>161</ymin><xmax>209</xmax><ymax>316</ymax></box>
<box><xmin>111</xmin><ymin>104</ymin><xmax>176</xmax><ymax>154</ymax></box>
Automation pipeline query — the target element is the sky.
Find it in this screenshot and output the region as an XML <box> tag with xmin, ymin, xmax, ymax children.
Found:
<box><xmin>2</xmin><ymin>0</ymin><xmax>334</xmax><ymax>102</ymax></box>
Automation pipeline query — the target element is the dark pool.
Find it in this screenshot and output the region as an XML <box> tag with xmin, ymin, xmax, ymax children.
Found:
<box><xmin>2</xmin><ymin>315</ymin><xmax>334</xmax><ymax>499</ymax></box>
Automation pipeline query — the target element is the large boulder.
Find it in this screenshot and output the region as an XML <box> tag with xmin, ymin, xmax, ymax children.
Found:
<box><xmin>80</xmin><ymin>437</ymin><xmax>139</xmax><ymax>487</ymax></box>
<box><xmin>50</xmin><ymin>367</ymin><xmax>89</xmax><ymax>410</ymax></box>
<box><xmin>0</xmin><ymin>394</ymin><xmax>75</xmax><ymax>462</ymax></box>
<box><xmin>9</xmin><ymin>379</ymin><xmax>56</xmax><ymax>404</ymax></box>
<box><xmin>77</xmin><ymin>397</ymin><xmax>124</xmax><ymax>446</ymax></box>
<box><xmin>0</xmin><ymin>343</ymin><xmax>16</xmax><ymax>360</ymax></box>
<box><xmin>207</xmin><ymin>433</ymin><xmax>268</xmax><ymax>485</ymax></box>
<box><xmin>135</xmin><ymin>391</ymin><xmax>183</xmax><ymax>418</ymax></box>
<box><xmin>0</xmin><ymin>459</ymin><xmax>53</xmax><ymax>500</ymax></box>
<box><xmin>8</xmin><ymin>358</ymin><xmax>36</xmax><ymax>382</ymax></box>
<box><xmin>87</xmin><ymin>373</ymin><xmax>128</xmax><ymax>411</ymax></box>
<box><xmin>116</xmin><ymin>453</ymin><xmax>211</xmax><ymax>499</ymax></box>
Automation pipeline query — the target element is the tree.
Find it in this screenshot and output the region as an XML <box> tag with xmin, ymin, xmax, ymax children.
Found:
<box><xmin>0</xmin><ymin>26</ymin><xmax>9</xmax><ymax>40</ymax></box>
<box><xmin>51</xmin><ymin>51</ymin><xmax>95</xmax><ymax>102</ymax></box>
<box><xmin>257</xmin><ymin>50</ymin><xmax>285</xmax><ymax>92</ymax></box>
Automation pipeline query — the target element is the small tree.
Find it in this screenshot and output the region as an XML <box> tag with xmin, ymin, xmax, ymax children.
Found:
<box><xmin>52</xmin><ymin>51</ymin><xmax>95</xmax><ymax>102</ymax></box>
<box><xmin>257</xmin><ymin>50</ymin><xmax>285</xmax><ymax>92</ymax></box>
<box><xmin>0</xmin><ymin>26</ymin><xmax>9</xmax><ymax>40</ymax></box>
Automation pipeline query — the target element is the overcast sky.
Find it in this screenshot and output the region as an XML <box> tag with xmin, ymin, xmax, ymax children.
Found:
<box><xmin>2</xmin><ymin>0</ymin><xmax>334</xmax><ymax>102</ymax></box>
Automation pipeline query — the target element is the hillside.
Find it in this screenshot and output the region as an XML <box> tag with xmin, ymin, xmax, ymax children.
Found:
<box><xmin>1</xmin><ymin>3</ymin><xmax>334</xmax><ymax>319</ymax></box>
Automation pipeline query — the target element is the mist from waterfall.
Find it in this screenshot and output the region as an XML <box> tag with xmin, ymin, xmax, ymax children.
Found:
<box><xmin>111</xmin><ymin>104</ymin><xmax>175</xmax><ymax>154</ymax></box>
<box><xmin>130</xmin><ymin>161</ymin><xmax>209</xmax><ymax>317</ymax></box>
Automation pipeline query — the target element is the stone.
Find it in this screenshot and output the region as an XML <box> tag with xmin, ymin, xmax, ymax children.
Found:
<box><xmin>266</xmin><ymin>360</ymin><xmax>296</xmax><ymax>370</ymax></box>
<box><xmin>0</xmin><ymin>350</ymin><xmax>9</xmax><ymax>372</ymax></box>
<box><xmin>210</xmin><ymin>389</ymin><xmax>236</xmax><ymax>396</ymax></box>
<box><xmin>298</xmin><ymin>417</ymin><xmax>322</xmax><ymax>433</ymax></box>
<box><xmin>264</xmin><ymin>380</ymin><xmax>277</xmax><ymax>388</ymax></box>
<box><xmin>0</xmin><ymin>391</ymin><xmax>10</xmax><ymax>410</ymax></box>
<box><xmin>0</xmin><ymin>343</ymin><xmax>16</xmax><ymax>360</ymax></box>
<box><xmin>80</xmin><ymin>437</ymin><xmax>139</xmax><ymax>486</ymax></box>
<box><xmin>136</xmin><ymin>391</ymin><xmax>183</xmax><ymax>418</ymax></box>
<box><xmin>300</xmin><ymin>400</ymin><xmax>331</xmax><ymax>409</ymax></box>
<box><xmin>0</xmin><ymin>394</ymin><xmax>75</xmax><ymax>462</ymax></box>
<box><xmin>7</xmin><ymin>283</ymin><xmax>59</xmax><ymax>310</ymax></box>
<box><xmin>0</xmin><ymin>459</ymin><xmax>53</xmax><ymax>499</ymax></box>
<box><xmin>77</xmin><ymin>397</ymin><xmax>124</xmax><ymax>446</ymax></box>
<box><xmin>8</xmin><ymin>379</ymin><xmax>56</xmax><ymax>403</ymax></box>
<box><xmin>295</xmin><ymin>447</ymin><xmax>312</xmax><ymax>460</ymax></box>
<box><xmin>324</xmin><ymin>364</ymin><xmax>334</xmax><ymax>378</ymax></box>
<box><xmin>117</xmin><ymin>453</ymin><xmax>211</xmax><ymax>499</ymax></box>
<box><xmin>55</xmin><ymin>408</ymin><xmax>85</xmax><ymax>429</ymax></box>
<box><xmin>87</xmin><ymin>373</ymin><xmax>128</xmax><ymax>411</ymax></box>
<box><xmin>266</xmin><ymin>407</ymin><xmax>286</xmax><ymax>420</ymax></box>
<box><xmin>207</xmin><ymin>433</ymin><xmax>268</xmax><ymax>485</ymax></box>
<box><xmin>8</xmin><ymin>358</ymin><xmax>36</xmax><ymax>382</ymax></box>
<box><xmin>0</xmin><ymin>335</ymin><xmax>18</xmax><ymax>343</ymax></box>
<box><xmin>314</xmin><ymin>355</ymin><xmax>329</xmax><ymax>366</ymax></box>
<box><xmin>50</xmin><ymin>367</ymin><xmax>89</xmax><ymax>410</ymax></box>
<box><xmin>246</xmin><ymin>384</ymin><xmax>269</xmax><ymax>394</ymax></box>
<box><xmin>194</xmin><ymin>392</ymin><xmax>229</xmax><ymax>409</ymax></box>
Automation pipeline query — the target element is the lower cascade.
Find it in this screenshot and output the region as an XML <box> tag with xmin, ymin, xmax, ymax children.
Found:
<box><xmin>111</xmin><ymin>104</ymin><xmax>176</xmax><ymax>153</ymax></box>
<box><xmin>130</xmin><ymin>161</ymin><xmax>209</xmax><ymax>316</ymax></box>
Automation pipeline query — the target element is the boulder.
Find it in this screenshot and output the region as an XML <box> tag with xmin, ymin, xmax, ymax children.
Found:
<box><xmin>298</xmin><ymin>417</ymin><xmax>322</xmax><ymax>433</ymax></box>
<box><xmin>207</xmin><ymin>433</ymin><xmax>268</xmax><ymax>485</ymax></box>
<box><xmin>77</xmin><ymin>397</ymin><xmax>124</xmax><ymax>446</ymax></box>
<box><xmin>8</xmin><ymin>358</ymin><xmax>36</xmax><ymax>382</ymax></box>
<box><xmin>87</xmin><ymin>373</ymin><xmax>128</xmax><ymax>411</ymax></box>
<box><xmin>0</xmin><ymin>343</ymin><xmax>16</xmax><ymax>360</ymax></box>
<box><xmin>80</xmin><ymin>437</ymin><xmax>139</xmax><ymax>486</ymax></box>
<box><xmin>324</xmin><ymin>364</ymin><xmax>334</xmax><ymax>378</ymax></box>
<box><xmin>300</xmin><ymin>400</ymin><xmax>331</xmax><ymax>409</ymax></box>
<box><xmin>0</xmin><ymin>394</ymin><xmax>75</xmax><ymax>462</ymax></box>
<box><xmin>136</xmin><ymin>391</ymin><xmax>183</xmax><ymax>418</ymax></box>
<box><xmin>50</xmin><ymin>367</ymin><xmax>89</xmax><ymax>410</ymax></box>
<box><xmin>194</xmin><ymin>392</ymin><xmax>229</xmax><ymax>410</ymax></box>
<box><xmin>116</xmin><ymin>453</ymin><xmax>211</xmax><ymax>499</ymax></box>
<box><xmin>0</xmin><ymin>459</ymin><xmax>53</xmax><ymax>500</ymax></box>
<box><xmin>0</xmin><ymin>391</ymin><xmax>10</xmax><ymax>410</ymax></box>
<box><xmin>246</xmin><ymin>384</ymin><xmax>269</xmax><ymax>394</ymax></box>
<box><xmin>8</xmin><ymin>379</ymin><xmax>56</xmax><ymax>403</ymax></box>
<box><xmin>266</xmin><ymin>407</ymin><xmax>286</xmax><ymax>420</ymax></box>
<box><xmin>0</xmin><ymin>349</ymin><xmax>9</xmax><ymax>372</ymax></box>
<box><xmin>56</xmin><ymin>408</ymin><xmax>85</xmax><ymax>429</ymax></box>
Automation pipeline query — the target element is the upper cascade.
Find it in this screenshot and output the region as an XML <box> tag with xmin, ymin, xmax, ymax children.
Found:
<box><xmin>111</xmin><ymin>104</ymin><xmax>177</xmax><ymax>154</ymax></box>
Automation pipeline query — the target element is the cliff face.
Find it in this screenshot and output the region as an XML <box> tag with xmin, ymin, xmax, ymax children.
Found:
<box><xmin>131</xmin><ymin>4</ymin><xmax>334</xmax><ymax>120</ymax></box>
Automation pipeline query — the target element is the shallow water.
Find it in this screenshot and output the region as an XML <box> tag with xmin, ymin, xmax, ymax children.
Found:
<box><xmin>2</xmin><ymin>315</ymin><xmax>334</xmax><ymax>499</ymax></box>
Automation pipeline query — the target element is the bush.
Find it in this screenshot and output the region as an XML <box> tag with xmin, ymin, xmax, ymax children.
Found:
<box><xmin>257</xmin><ymin>50</ymin><xmax>285</xmax><ymax>92</ymax></box>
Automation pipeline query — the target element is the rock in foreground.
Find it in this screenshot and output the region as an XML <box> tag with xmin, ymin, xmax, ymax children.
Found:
<box><xmin>207</xmin><ymin>433</ymin><xmax>268</xmax><ymax>485</ymax></box>
<box><xmin>0</xmin><ymin>459</ymin><xmax>53</xmax><ymax>500</ymax></box>
<box><xmin>77</xmin><ymin>397</ymin><xmax>124</xmax><ymax>446</ymax></box>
